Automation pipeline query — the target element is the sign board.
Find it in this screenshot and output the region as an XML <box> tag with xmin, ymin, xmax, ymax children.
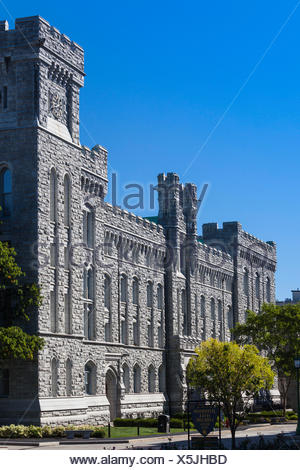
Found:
<box><xmin>191</xmin><ymin>405</ymin><xmax>218</xmax><ymax>436</ymax></box>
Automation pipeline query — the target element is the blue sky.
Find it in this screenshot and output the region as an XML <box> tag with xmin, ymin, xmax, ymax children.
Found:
<box><xmin>1</xmin><ymin>0</ymin><xmax>300</xmax><ymax>299</ymax></box>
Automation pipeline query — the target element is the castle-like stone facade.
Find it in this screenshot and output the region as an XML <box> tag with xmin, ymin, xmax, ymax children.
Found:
<box><xmin>0</xmin><ymin>16</ymin><xmax>277</xmax><ymax>425</ymax></box>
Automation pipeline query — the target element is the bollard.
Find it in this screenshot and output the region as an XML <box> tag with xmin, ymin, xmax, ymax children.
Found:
<box><xmin>137</xmin><ymin>424</ymin><xmax>140</xmax><ymax>436</ymax></box>
<box><xmin>108</xmin><ymin>421</ymin><xmax>111</xmax><ymax>438</ymax></box>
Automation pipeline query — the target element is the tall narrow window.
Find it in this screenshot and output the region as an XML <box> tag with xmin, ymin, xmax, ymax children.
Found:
<box><xmin>50</xmin><ymin>169</ymin><xmax>57</xmax><ymax>222</ymax></box>
<box><xmin>133</xmin><ymin>364</ymin><xmax>141</xmax><ymax>393</ymax></box>
<box><xmin>194</xmin><ymin>294</ymin><xmax>198</xmax><ymax>337</ymax></box>
<box><xmin>158</xmin><ymin>364</ymin><xmax>166</xmax><ymax>392</ymax></box>
<box><xmin>64</xmin><ymin>174</ymin><xmax>71</xmax><ymax>226</ymax></box>
<box><xmin>157</xmin><ymin>284</ymin><xmax>163</xmax><ymax>310</ymax></box>
<box><xmin>243</xmin><ymin>268</ymin><xmax>249</xmax><ymax>296</ymax></box>
<box><xmin>132</xmin><ymin>277</ymin><xmax>139</xmax><ymax>305</ymax></box>
<box><xmin>84</xmin><ymin>361</ymin><xmax>96</xmax><ymax>395</ymax></box>
<box><xmin>120</xmin><ymin>275</ymin><xmax>127</xmax><ymax>302</ymax></box>
<box><xmin>147</xmin><ymin>282</ymin><xmax>153</xmax><ymax>308</ymax></box>
<box><xmin>255</xmin><ymin>273</ymin><xmax>260</xmax><ymax>299</ymax></box>
<box><xmin>0</xmin><ymin>168</ymin><xmax>12</xmax><ymax>217</ymax></box>
<box><xmin>83</xmin><ymin>268</ymin><xmax>95</xmax><ymax>340</ymax></box>
<box><xmin>266</xmin><ymin>277</ymin><xmax>271</xmax><ymax>303</ymax></box>
<box><xmin>51</xmin><ymin>358</ymin><xmax>58</xmax><ymax>397</ymax></box>
<box><xmin>148</xmin><ymin>365</ymin><xmax>155</xmax><ymax>393</ymax></box>
<box><xmin>200</xmin><ymin>296</ymin><xmax>206</xmax><ymax>340</ymax></box>
<box><xmin>66</xmin><ymin>359</ymin><xmax>72</xmax><ymax>396</ymax></box>
<box><xmin>218</xmin><ymin>299</ymin><xmax>222</xmax><ymax>340</ymax></box>
<box><xmin>122</xmin><ymin>363</ymin><xmax>130</xmax><ymax>393</ymax></box>
<box><xmin>210</xmin><ymin>298</ymin><xmax>216</xmax><ymax>337</ymax></box>
<box><xmin>83</xmin><ymin>209</ymin><xmax>94</xmax><ymax>248</ymax></box>
<box><xmin>0</xmin><ymin>369</ymin><xmax>9</xmax><ymax>397</ymax></box>
<box><xmin>104</xmin><ymin>275</ymin><xmax>111</xmax><ymax>309</ymax></box>
<box><xmin>227</xmin><ymin>305</ymin><xmax>233</xmax><ymax>331</ymax></box>
<box><xmin>50</xmin><ymin>289</ymin><xmax>57</xmax><ymax>333</ymax></box>
<box><xmin>182</xmin><ymin>289</ymin><xmax>188</xmax><ymax>335</ymax></box>
<box><xmin>64</xmin><ymin>290</ymin><xmax>72</xmax><ymax>334</ymax></box>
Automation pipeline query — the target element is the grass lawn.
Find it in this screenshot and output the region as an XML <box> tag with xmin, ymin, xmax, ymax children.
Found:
<box><xmin>103</xmin><ymin>427</ymin><xmax>188</xmax><ymax>438</ymax></box>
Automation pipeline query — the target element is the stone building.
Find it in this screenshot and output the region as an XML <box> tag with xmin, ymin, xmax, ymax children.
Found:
<box><xmin>0</xmin><ymin>16</ymin><xmax>277</xmax><ymax>425</ymax></box>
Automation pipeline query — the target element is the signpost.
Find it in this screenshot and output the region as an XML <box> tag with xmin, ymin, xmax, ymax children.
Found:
<box><xmin>186</xmin><ymin>397</ymin><xmax>222</xmax><ymax>450</ymax></box>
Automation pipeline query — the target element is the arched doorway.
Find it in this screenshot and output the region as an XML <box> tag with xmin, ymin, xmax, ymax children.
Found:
<box><xmin>105</xmin><ymin>368</ymin><xmax>120</xmax><ymax>421</ymax></box>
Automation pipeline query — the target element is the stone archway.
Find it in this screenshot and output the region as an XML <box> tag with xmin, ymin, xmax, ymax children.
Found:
<box><xmin>105</xmin><ymin>368</ymin><xmax>120</xmax><ymax>421</ymax></box>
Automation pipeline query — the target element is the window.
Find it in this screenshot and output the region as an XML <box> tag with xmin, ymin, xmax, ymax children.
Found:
<box><xmin>218</xmin><ymin>299</ymin><xmax>222</xmax><ymax>340</ymax></box>
<box><xmin>148</xmin><ymin>365</ymin><xmax>155</xmax><ymax>393</ymax></box>
<box><xmin>50</xmin><ymin>168</ymin><xmax>57</xmax><ymax>222</ymax></box>
<box><xmin>266</xmin><ymin>277</ymin><xmax>271</xmax><ymax>303</ymax></box>
<box><xmin>158</xmin><ymin>313</ymin><xmax>164</xmax><ymax>348</ymax></box>
<box><xmin>157</xmin><ymin>284</ymin><xmax>163</xmax><ymax>310</ymax></box>
<box><xmin>0</xmin><ymin>369</ymin><xmax>9</xmax><ymax>397</ymax></box>
<box><xmin>50</xmin><ymin>289</ymin><xmax>57</xmax><ymax>333</ymax></box>
<box><xmin>133</xmin><ymin>316</ymin><xmax>139</xmax><ymax>346</ymax></box>
<box><xmin>147</xmin><ymin>282</ymin><xmax>153</xmax><ymax>308</ymax></box>
<box><xmin>51</xmin><ymin>358</ymin><xmax>58</xmax><ymax>397</ymax></box>
<box><xmin>66</xmin><ymin>359</ymin><xmax>72</xmax><ymax>396</ymax></box>
<box><xmin>132</xmin><ymin>278</ymin><xmax>139</xmax><ymax>305</ymax></box>
<box><xmin>210</xmin><ymin>298</ymin><xmax>215</xmax><ymax>337</ymax></box>
<box><xmin>64</xmin><ymin>174</ymin><xmax>71</xmax><ymax>226</ymax></box>
<box><xmin>64</xmin><ymin>291</ymin><xmax>72</xmax><ymax>334</ymax></box>
<box><xmin>133</xmin><ymin>364</ymin><xmax>141</xmax><ymax>393</ymax></box>
<box><xmin>83</xmin><ymin>209</ymin><xmax>94</xmax><ymax>248</ymax></box>
<box><xmin>84</xmin><ymin>361</ymin><xmax>96</xmax><ymax>395</ymax></box>
<box><xmin>243</xmin><ymin>268</ymin><xmax>249</xmax><ymax>296</ymax></box>
<box><xmin>200</xmin><ymin>296</ymin><xmax>206</xmax><ymax>340</ymax></box>
<box><xmin>227</xmin><ymin>305</ymin><xmax>233</xmax><ymax>331</ymax></box>
<box><xmin>194</xmin><ymin>294</ymin><xmax>198</xmax><ymax>337</ymax></box>
<box><xmin>0</xmin><ymin>168</ymin><xmax>12</xmax><ymax>217</ymax></box>
<box><xmin>104</xmin><ymin>275</ymin><xmax>111</xmax><ymax>309</ymax></box>
<box><xmin>182</xmin><ymin>289</ymin><xmax>188</xmax><ymax>335</ymax></box>
<box><xmin>83</xmin><ymin>268</ymin><xmax>95</xmax><ymax>340</ymax></box>
<box><xmin>158</xmin><ymin>364</ymin><xmax>165</xmax><ymax>393</ymax></box>
<box><xmin>122</xmin><ymin>363</ymin><xmax>130</xmax><ymax>393</ymax></box>
<box><xmin>120</xmin><ymin>275</ymin><xmax>127</xmax><ymax>303</ymax></box>
<box><xmin>255</xmin><ymin>273</ymin><xmax>260</xmax><ymax>299</ymax></box>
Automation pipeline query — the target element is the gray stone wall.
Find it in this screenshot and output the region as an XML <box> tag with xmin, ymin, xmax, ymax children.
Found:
<box><xmin>0</xmin><ymin>15</ymin><xmax>278</xmax><ymax>425</ymax></box>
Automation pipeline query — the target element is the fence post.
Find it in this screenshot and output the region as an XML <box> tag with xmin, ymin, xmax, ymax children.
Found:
<box><xmin>108</xmin><ymin>421</ymin><xmax>111</xmax><ymax>438</ymax></box>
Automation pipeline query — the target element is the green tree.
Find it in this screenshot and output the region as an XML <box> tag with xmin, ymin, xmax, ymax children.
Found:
<box><xmin>232</xmin><ymin>303</ymin><xmax>300</xmax><ymax>415</ymax></box>
<box><xmin>0</xmin><ymin>241</ymin><xmax>44</xmax><ymax>360</ymax></box>
<box><xmin>187</xmin><ymin>338</ymin><xmax>274</xmax><ymax>449</ymax></box>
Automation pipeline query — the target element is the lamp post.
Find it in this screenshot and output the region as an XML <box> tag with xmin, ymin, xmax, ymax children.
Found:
<box><xmin>294</xmin><ymin>358</ymin><xmax>300</xmax><ymax>436</ymax></box>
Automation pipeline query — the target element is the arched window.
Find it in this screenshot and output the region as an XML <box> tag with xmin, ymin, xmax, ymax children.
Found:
<box><xmin>158</xmin><ymin>364</ymin><xmax>166</xmax><ymax>393</ymax></box>
<box><xmin>83</xmin><ymin>268</ymin><xmax>95</xmax><ymax>340</ymax></box>
<box><xmin>64</xmin><ymin>290</ymin><xmax>71</xmax><ymax>334</ymax></box>
<box><xmin>133</xmin><ymin>364</ymin><xmax>141</xmax><ymax>393</ymax></box>
<box><xmin>132</xmin><ymin>277</ymin><xmax>139</xmax><ymax>305</ymax></box>
<box><xmin>227</xmin><ymin>305</ymin><xmax>233</xmax><ymax>331</ymax></box>
<box><xmin>218</xmin><ymin>299</ymin><xmax>222</xmax><ymax>340</ymax></box>
<box><xmin>210</xmin><ymin>298</ymin><xmax>215</xmax><ymax>337</ymax></box>
<box><xmin>147</xmin><ymin>282</ymin><xmax>153</xmax><ymax>308</ymax></box>
<box><xmin>84</xmin><ymin>361</ymin><xmax>96</xmax><ymax>395</ymax></box>
<box><xmin>194</xmin><ymin>294</ymin><xmax>198</xmax><ymax>337</ymax></box>
<box><xmin>0</xmin><ymin>167</ymin><xmax>12</xmax><ymax>217</ymax></box>
<box><xmin>50</xmin><ymin>288</ymin><xmax>57</xmax><ymax>333</ymax></box>
<box><xmin>0</xmin><ymin>369</ymin><xmax>9</xmax><ymax>397</ymax></box>
<box><xmin>148</xmin><ymin>365</ymin><xmax>155</xmax><ymax>393</ymax></box>
<box><xmin>51</xmin><ymin>358</ymin><xmax>58</xmax><ymax>397</ymax></box>
<box><xmin>122</xmin><ymin>363</ymin><xmax>130</xmax><ymax>394</ymax></box>
<box><xmin>266</xmin><ymin>277</ymin><xmax>271</xmax><ymax>303</ymax></box>
<box><xmin>104</xmin><ymin>275</ymin><xmax>111</xmax><ymax>309</ymax></box>
<box><xmin>255</xmin><ymin>273</ymin><xmax>260</xmax><ymax>299</ymax></box>
<box><xmin>182</xmin><ymin>289</ymin><xmax>188</xmax><ymax>335</ymax></box>
<box><xmin>66</xmin><ymin>359</ymin><xmax>72</xmax><ymax>396</ymax></box>
<box><xmin>83</xmin><ymin>208</ymin><xmax>94</xmax><ymax>248</ymax></box>
<box><xmin>120</xmin><ymin>275</ymin><xmax>127</xmax><ymax>302</ymax></box>
<box><xmin>50</xmin><ymin>168</ymin><xmax>57</xmax><ymax>222</ymax></box>
<box><xmin>64</xmin><ymin>174</ymin><xmax>71</xmax><ymax>226</ymax></box>
<box><xmin>157</xmin><ymin>284</ymin><xmax>163</xmax><ymax>310</ymax></box>
<box><xmin>200</xmin><ymin>296</ymin><xmax>206</xmax><ymax>340</ymax></box>
<box><xmin>243</xmin><ymin>268</ymin><xmax>249</xmax><ymax>296</ymax></box>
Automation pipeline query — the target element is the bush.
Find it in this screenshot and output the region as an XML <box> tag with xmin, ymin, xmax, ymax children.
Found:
<box><xmin>0</xmin><ymin>425</ymin><xmax>105</xmax><ymax>439</ymax></box>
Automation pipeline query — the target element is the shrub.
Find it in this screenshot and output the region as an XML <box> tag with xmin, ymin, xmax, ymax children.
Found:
<box><xmin>0</xmin><ymin>424</ymin><xmax>105</xmax><ymax>439</ymax></box>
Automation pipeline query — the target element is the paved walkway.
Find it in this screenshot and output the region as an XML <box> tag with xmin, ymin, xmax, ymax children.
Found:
<box><xmin>0</xmin><ymin>423</ymin><xmax>298</xmax><ymax>450</ymax></box>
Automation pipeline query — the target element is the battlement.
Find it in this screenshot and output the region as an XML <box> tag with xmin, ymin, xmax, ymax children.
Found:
<box><xmin>0</xmin><ymin>16</ymin><xmax>84</xmax><ymax>74</ymax></box>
